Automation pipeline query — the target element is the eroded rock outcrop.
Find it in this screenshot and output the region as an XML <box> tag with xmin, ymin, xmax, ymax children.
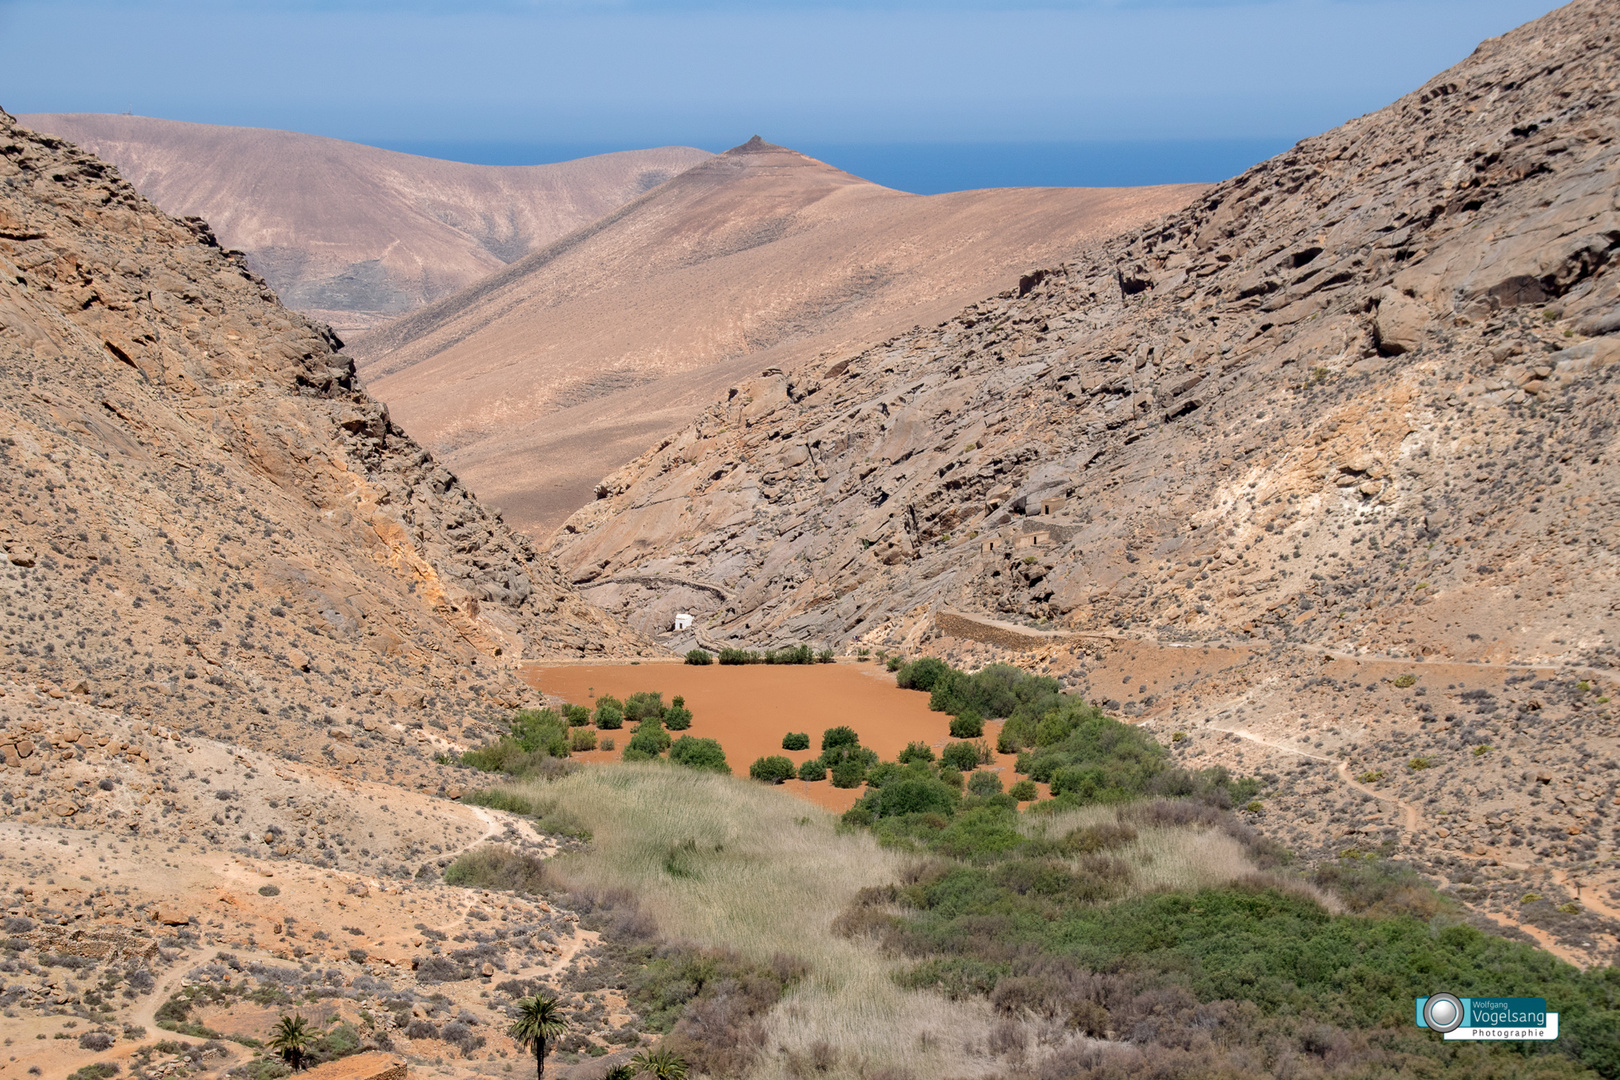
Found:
<box><xmin>554</xmin><ymin>0</ymin><xmax>1620</xmax><ymax>671</ymax></box>
<box><xmin>0</xmin><ymin>110</ymin><xmax>649</xmax><ymax>769</ymax></box>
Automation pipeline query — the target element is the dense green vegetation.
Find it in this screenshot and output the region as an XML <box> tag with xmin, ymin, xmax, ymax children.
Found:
<box><xmin>850</xmin><ymin>656</ymin><xmax>1620</xmax><ymax>1077</ymax></box>
<box><xmin>716</xmin><ymin>644</ymin><xmax>835</xmax><ymax>665</ymax></box>
<box><xmin>458</xmin><ymin>707</ymin><xmax>573</xmax><ymax>776</ymax></box>
<box><xmin>442</xmin><ymin>846</ymin><xmax>548</xmax><ymax>892</ymax></box>
<box><xmin>781</xmin><ymin>731</ymin><xmax>810</xmax><ymax>751</ymax></box>
<box><xmin>872</xmin><ymin>860</ymin><xmax>1619</xmax><ymax>1076</ymax></box>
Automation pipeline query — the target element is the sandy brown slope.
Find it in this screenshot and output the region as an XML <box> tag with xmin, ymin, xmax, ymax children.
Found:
<box><xmin>554</xmin><ymin>0</ymin><xmax>1620</xmax><ymax>667</ymax></box>
<box><xmin>17</xmin><ymin>112</ymin><xmax>711</xmax><ymax>333</ymax></box>
<box><xmin>0</xmin><ymin>109</ymin><xmax>649</xmax><ymax>778</ymax></box>
<box><xmin>352</xmin><ymin>137</ymin><xmax>1203</xmax><ymax>535</ymax></box>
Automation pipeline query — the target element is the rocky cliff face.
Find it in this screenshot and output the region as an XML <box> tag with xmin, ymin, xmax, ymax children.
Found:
<box><xmin>553</xmin><ymin>0</ymin><xmax>1620</xmax><ymax>669</ymax></box>
<box><xmin>0</xmin><ymin>110</ymin><xmax>647</xmax><ymax>769</ymax></box>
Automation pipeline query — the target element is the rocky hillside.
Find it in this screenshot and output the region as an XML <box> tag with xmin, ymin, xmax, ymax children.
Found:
<box><xmin>0</xmin><ymin>109</ymin><xmax>648</xmax><ymax>773</ymax></box>
<box><xmin>353</xmin><ymin>137</ymin><xmax>1201</xmax><ymax>535</ymax></box>
<box><xmin>19</xmin><ymin>113</ymin><xmax>711</xmax><ymax>333</ymax></box>
<box><xmin>553</xmin><ymin>0</ymin><xmax>1620</xmax><ymax>669</ymax></box>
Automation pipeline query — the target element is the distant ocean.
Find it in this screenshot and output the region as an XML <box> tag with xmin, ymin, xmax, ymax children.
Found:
<box><xmin>371</xmin><ymin>138</ymin><xmax>1300</xmax><ymax>193</ymax></box>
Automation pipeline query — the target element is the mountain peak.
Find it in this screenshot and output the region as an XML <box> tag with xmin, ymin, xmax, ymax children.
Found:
<box><xmin>727</xmin><ymin>134</ymin><xmax>787</xmax><ymax>155</ymax></box>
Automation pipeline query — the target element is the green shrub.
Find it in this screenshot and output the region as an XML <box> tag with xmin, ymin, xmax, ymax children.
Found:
<box><xmin>849</xmin><ymin>767</ymin><xmax>960</xmax><ymax>820</ymax></box>
<box><xmin>967</xmin><ymin>770</ymin><xmax>1003</xmax><ymax>797</ymax></box>
<box><xmin>798</xmin><ymin>759</ymin><xmax>827</xmax><ymax>782</ymax></box>
<box><xmin>718</xmin><ymin>648</ymin><xmax>760</xmax><ymax>665</ymax></box>
<box><xmin>830</xmin><ymin>758</ymin><xmax>868</xmax><ymax>788</ymax></box>
<box><xmin>766</xmin><ymin>644</ymin><xmax>815</xmax><ymax>665</ymax></box>
<box><xmin>669</xmin><ymin>736</ymin><xmax>730</xmax><ymax>773</ymax></box>
<box><xmin>897</xmin><ymin>741</ymin><xmax>935</xmax><ymax>765</ymax></box>
<box><xmin>885</xmin><ymin>655</ymin><xmax>905</xmax><ymax>672</ymax></box>
<box><xmin>941</xmin><ymin>741</ymin><xmax>986</xmax><ymax>772</ymax></box>
<box><xmin>570</xmin><ymin>727</ymin><xmax>598</xmax><ymax>752</ymax></box>
<box><xmin>896</xmin><ymin>657</ymin><xmax>950</xmax><ymax>691</ymax></box>
<box><xmin>594</xmin><ymin>695</ymin><xmax>624</xmax><ymax>729</ymax></box>
<box><xmin>685</xmin><ymin>649</ymin><xmax>714</xmax><ymax>665</ymax></box>
<box><xmin>443</xmin><ymin>845</ymin><xmax>546</xmax><ymax>892</ymax></box>
<box><xmin>257</xmin><ymin>884</ymin><xmax>280</xmax><ymax>897</ymax></box>
<box><xmin>948</xmin><ymin>710</ymin><xmax>985</xmax><ymax>739</ymax></box>
<box><xmin>782</xmin><ymin>732</ymin><xmax>810</xmax><ymax>751</ymax></box>
<box><xmin>1393</xmin><ymin>674</ymin><xmax>1417</xmax><ymax>689</ymax></box>
<box><xmin>624</xmin><ymin>691</ymin><xmax>667</xmax><ymax>724</ymax></box>
<box><xmin>818</xmin><ymin>649</ymin><xmax>836</xmax><ymax>664</ymax></box>
<box><xmin>937</xmin><ymin>765</ymin><xmax>964</xmax><ymax>790</ymax></box>
<box><xmin>665</xmin><ymin>704</ymin><xmax>693</xmax><ymax>731</ymax></box>
<box><xmin>1008</xmin><ymin>779</ymin><xmax>1038</xmax><ymax>801</ymax></box>
<box><xmin>821</xmin><ymin>726</ymin><xmax>860</xmax><ymax>753</ymax></box>
<box><xmin>564</xmin><ymin>704</ymin><xmax>592</xmax><ymax>726</ymax></box>
<box><xmin>459</xmin><ymin>707</ymin><xmax>571</xmax><ymax>774</ymax></box>
<box><xmin>626</xmin><ymin>720</ymin><xmax>672</xmax><ymax>758</ymax></box>
<box><xmin>750</xmin><ymin>755</ymin><xmax>797</xmax><ymax>783</ymax></box>
<box><xmin>69</xmin><ymin>1065</ymin><xmax>120</xmax><ymax>1080</ymax></box>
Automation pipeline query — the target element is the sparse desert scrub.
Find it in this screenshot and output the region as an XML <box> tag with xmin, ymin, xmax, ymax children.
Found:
<box><xmin>501</xmin><ymin>764</ymin><xmax>1001</xmax><ymax>1078</ymax></box>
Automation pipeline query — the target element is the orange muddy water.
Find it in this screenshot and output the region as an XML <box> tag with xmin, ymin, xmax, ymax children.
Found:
<box><xmin>522</xmin><ymin>661</ymin><xmax>1024</xmax><ymax>811</ymax></box>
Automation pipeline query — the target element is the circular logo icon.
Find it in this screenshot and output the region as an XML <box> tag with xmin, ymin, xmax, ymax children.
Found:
<box><xmin>1423</xmin><ymin>993</ymin><xmax>1464</xmax><ymax>1033</ymax></box>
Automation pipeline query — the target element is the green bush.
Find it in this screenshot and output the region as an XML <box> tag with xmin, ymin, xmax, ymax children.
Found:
<box><xmin>670</xmin><ymin>736</ymin><xmax>730</xmax><ymax>773</ymax></box>
<box><xmin>569</xmin><ymin>727</ymin><xmax>598</xmax><ymax>752</ymax></box>
<box><xmin>458</xmin><ymin>707</ymin><xmax>570</xmax><ymax>775</ymax></box>
<box><xmin>69</xmin><ymin>1066</ymin><xmax>120</xmax><ymax>1080</ymax></box>
<box><xmin>941</xmin><ymin>741</ymin><xmax>986</xmax><ymax>772</ymax></box>
<box><xmin>257</xmin><ymin>884</ymin><xmax>280</xmax><ymax>897</ymax></box>
<box><xmin>967</xmin><ymin>770</ymin><xmax>1003</xmax><ymax>797</ymax></box>
<box><xmin>821</xmin><ymin>726</ymin><xmax>860</xmax><ymax>753</ymax></box>
<box><xmin>665</xmin><ymin>704</ymin><xmax>693</xmax><ymax>731</ymax></box>
<box><xmin>594</xmin><ymin>695</ymin><xmax>624</xmax><ymax>729</ymax></box>
<box><xmin>831</xmin><ymin>757</ymin><xmax>869</xmax><ymax>788</ymax></box>
<box><xmin>818</xmin><ymin>649</ymin><xmax>836</xmax><ymax>664</ymax></box>
<box><xmin>897</xmin><ymin>741</ymin><xmax>935</xmax><ymax>765</ymax></box>
<box><xmin>564</xmin><ymin>703</ymin><xmax>592</xmax><ymax>726</ymax></box>
<box><xmin>937</xmin><ymin>765</ymin><xmax>964</xmax><ymax>790</ymax></box>
<box><xmin>948</xmin><ymin>710</ymin><xmax>985</xmax><ymax>739</ymax></box>
<box><xmin>626</xmin><ymin>719</ymin><xmax>672</xmax><ymax>758</ymax></box>
<box><xmin>750</xmin><ymin>755</ymin><xmax>797</xmax><ymax>783</ymax></box>
<box><xmin>896</xmin><ymin>657</ymin><xmax>951</xmax><ymax>691</ymax></box>
<box><xmin>718</xmin><ymin>647</ymin><xmax>760</xmax><ymax>665</ymax></box>
<box><xmin>624</xmin><ymin>691</ymin><xmax>667</xmax><ymax>725</ymax></box>
<box><xmin>443</xmin><ymin>846</ymin><xmax>546</xmax><ymax>892</ymax></box>
<box><xmin>685</xmin><ymin>649</ymin><xmax>714</xmax><ymax>665</ymax></box>
<box><xmin>1008</xmin><ymin>779</ymin><xmax>1037</xmax><ymax>801</ymax></box>
<box><xmin>782</xmin><ymin>732</ymin><xmax>810</xmax><ymax>751</ymax></box>
<box><xmin>798</xmin><ymin>759</ymin><xmax>828</xmax><ymax>782</ymax></box>
<box><xmin>849</xmin><ymin>767</ymin><xmax>960</xmax><ymax>820</ymax></box>
<box><xmin>886</xmin><ymin>655</ymin><xmax>905</xmax><ymax>672</ymax></box>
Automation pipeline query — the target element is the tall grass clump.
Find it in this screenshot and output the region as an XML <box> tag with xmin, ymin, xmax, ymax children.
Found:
<box><xmin>508</xmin><ymin>763</ymin><xmax>1002</xmax><ymax>1078</ymax></box>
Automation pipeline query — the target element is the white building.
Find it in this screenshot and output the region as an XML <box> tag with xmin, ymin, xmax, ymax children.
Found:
<box><xmin>673</xmin><ymin>613</ymin><xmax>694</xmax><ymax>631</ymax></box>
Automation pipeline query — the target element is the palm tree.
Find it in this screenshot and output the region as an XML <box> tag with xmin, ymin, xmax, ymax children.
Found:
<box><xmin>631</xmin><ymin>1047</ymin><xmax>689</xmax><ymax>1080</ymax></box>
<box><xmin>508</xmin><ymin>994</ymin><xmax>568</xmax><ymax>1080</ymax></box>
<box><xmin>269</xmin><ymin>1014</ymin><xmax>313</xmax><ymax>1071</ymax></box>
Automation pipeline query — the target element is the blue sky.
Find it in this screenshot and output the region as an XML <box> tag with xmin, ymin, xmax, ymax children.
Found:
<box><xmin>0</xmin><ymin>0</ymin><xmax>1562</xmax><ymax>188</ymax></box>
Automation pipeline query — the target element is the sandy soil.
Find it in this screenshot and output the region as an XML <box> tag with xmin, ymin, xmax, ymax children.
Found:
<box><xmin>524</xmin><ymin>660</ymin><xmax>1020</xmax><ymax>812</ymax></box>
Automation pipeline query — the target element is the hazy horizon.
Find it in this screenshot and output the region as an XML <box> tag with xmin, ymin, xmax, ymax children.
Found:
<box><xmin>1</xmin><ymin>0</ymin><xmax>1560</xmax><ymax>192</ymax></box>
